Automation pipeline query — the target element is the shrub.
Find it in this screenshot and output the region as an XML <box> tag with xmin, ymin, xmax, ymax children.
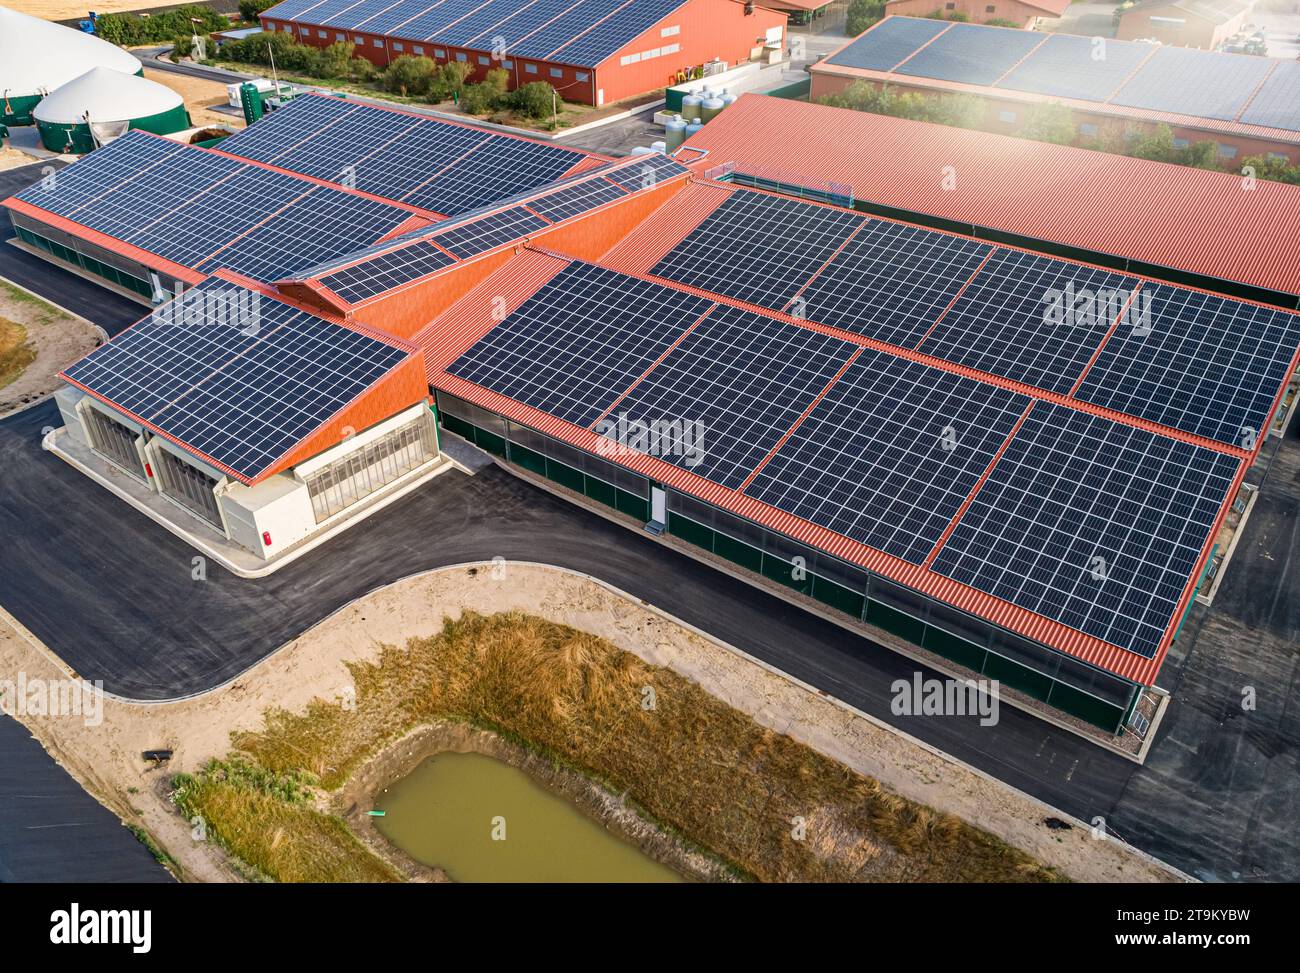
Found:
<box><xmin>94</xmin><ymin>5</ymin><xmax>228</xmax><ymax>46</ymax></box>
<box><xmin>238</xmin><ymin>0</ymin><xmax>278</xmax><ymax>21</ymax></box>
<box><xmin>435</xmin><ymin>59</ymin><xmax>475</xmax><ymax>100</ymax></box>
<box><xmin>223</xmin><ymin>30</ymin><xmax>314</xmax><ymax>71</ymax></box>
<box><xmin>459</xmin><ymin>67</ymin><xmax>509</xmax><ymax>114</ymax></box>
<box><xmin>1020</xmin><ymin>102</ymin><xmax>1075</xmax><ymax>145</ymax></box>
<box><xmin>382</xmin><ymin>55</ymin><xmax>438</xmax><ymax>97</ymax></box>
<box><xmin>511</xmin><ymin>81</ymin><xmax>556</xmax><ymax>120</ymax></box>
<box><xmin>845</xmin><ymin>0</ymin><xmax>886</xmax><ymax>36</ymax></box>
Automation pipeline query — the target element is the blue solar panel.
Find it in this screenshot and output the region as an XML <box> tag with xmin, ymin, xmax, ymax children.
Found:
<box><xmin>296</xmin><ymin>0</ymin><xmax>371</xmax><ymax>26</ymax></box>
<box><xmin>1109</xmin><ymin>45</ymin><xmax>1272</xmax><ymax>121</ymax></box>
<box><xmin>650</xmin><ymin>190</ymin><xmax>864</xmax><ymax>311</ymax></box>
<box><xmin>447</xmin><ymin>262</ymin><xmax>713</xmax><ymax>427</ymax></box>
<box><xmin>796</xmin><ymin>220</ymin><xmax>991</xmax><ymax>347</ymax></box>
<box><xmin>995</xmin><ymin>33</ymin><xmax>1155</xmax><ymax>103</ymax></box>
<box><xmin>464</xmin><ymin>0</ymin><xmax>581</xmax><ymax>49</ymax></box>
<box><xmin>932</xmin><ymin>402</ymin><xmax>1240</xmax><ymax>658</ymax></box>
<box><xmin>603</xmin><ymin>154</ymin><xmax>687</xmax><ymax>192</ymax></box>
<box><xmin>196</xmin><ymin>186</ymin><xmax>413</xmax><ymax>280</ymax></box>
<box><xmin>1075</xmin><ymin>283</ymin><xmax>1300</xmax><ymax>447</ymax></box>
<box><xmin>746</xmin><ymin>350</ymin><xmax>1030</xmax><ymax>564</ymax></box>
<box><xmin>319</xmin><ymin>240</ymin><xmax>456</xmax><ymax>303</ymax></box>
<box><xmin>406</xmin><ymin>135</ymin><xmax>583</xmax><ymax>215</ymax></box>
<box><xmin>895</xmin><ymin>22</ymin><xmax>1046</xmax><ymax>86</ymax></box>
<box><xmin>213</xmin><ymin>95</ymin><xmax>358</xmax><ymax>165</ymax></box>
<box><xmin>63</xmin><ymin>279</ymin><xmax>409</xmax><ymax>478</ymax></box>
<box><xmin>825</xmin><ymin>15</ymin><xmax>951</xmax><ymax>72</ymax></box>
<box><xmin>431</xmin><ymin>205</ymin><xmax>550</xmax><ymax>257</ymax></box>
<box><xmin>128</xmin><ymin>167</ymin><xmax>308</xmax><ymax>270</ymax></box>
<box><xmin>355</xmin><ymin>0</ymin><xmax>446</xmax><ymax>33</ymax></box>
<box><xmin>261</xmin><ymin>0</ymin><xmax>335</xmax><ymax>20</ymax></box>
<box><xmin>917</xmin><ymin>249</ymin><xmax>1138</xmax><ymax>395</ymax></box>
<box><xmin>437</xmin><ymin>0</ymin><xmax>535</xmax><ymax>45</ymax></box>
<box><xmin>511</xmin><ymin>0</ymin><xmax>637</xmax><ymax>61</ymax></box>
<box><xmin>528</xmin><ymin>177</ymin><xmax>627</xmax><ymax>221</ymax></box>
<box><xmin>1239</xmin><ymin>59</ymin><xmax>1300</xmax><ymax>131</ymax></box>
<box><xmin>601</xmin><ymin>304</ymin><xmax>858</xmax><ymax>489</ymax></box>
<box><xmin>15</xmin><ymin>130</ymin><xmax>186</xmax><ymax>218</ymax></box>
<box><xmin>548</xmin><ymin>0</ymin><xmax>685</xmax><ymax>66</ymax></box>
<box><xmin>351</xmin><ymin>119</ymin><xmax>489</xmax><ymax>201</ymax></box>
<box><xmin>390</xmin><ymin>0</ymin><xmax>484</xmax><ymax>41</ymax></box>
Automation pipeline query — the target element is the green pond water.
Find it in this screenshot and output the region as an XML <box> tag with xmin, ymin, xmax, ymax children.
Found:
<box><xmin>372</xmin><ymin>751</ymin><xmax>684</xmax><ymax>883</ymax></box>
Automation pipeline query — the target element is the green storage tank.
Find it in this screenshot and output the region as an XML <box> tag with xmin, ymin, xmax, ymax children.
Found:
<box><xmin>1</xmin><ymin>7</ymin><xmax>143</xmax><ymax>127</ymax></box>
<box><xmin>34</xmin><ymin>67</ymin><xmax>191</xmax><ymax>154</ymax></box>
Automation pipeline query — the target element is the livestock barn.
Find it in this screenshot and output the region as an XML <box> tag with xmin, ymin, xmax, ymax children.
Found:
<box><xmin>7</xmin><ymin>92</ymin><xmax>1300</xmax><ymax>738</ymax></box>
<box><xmin>260</xmin><ymin>0</ymin><xmax>789</xmax><ymax>105</ymax></box>
<box><xmin>811</xmin><ymin>16</ymin><xmax>1300</xmax><ymax>164</ymax></box>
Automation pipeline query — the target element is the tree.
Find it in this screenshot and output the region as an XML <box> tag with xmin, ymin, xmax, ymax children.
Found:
<box><xmin>1020</xmin><ymin>102</ymin><xmax>1075</xmax><ymax>145</ymax></box>
<box><xmin>434</xmin><ymin>60</ymin><xmax>475</xmax><ymax>101</ymax></box>
<box><xmin>1240</xmin><ymin>154</ymin><xmax>1300</xmax><ymax>185</ymax></box>
<box><xmin>845</xmin><ymin>0</ymin><xmax>886</xmax><ymax>36</ymax></box>
<box><xmin>511</xmin><ymin>81</ymin><xmax>556</xmax><ymax>120</ymax></box>
<box><xmin>459</xmin><ymin>68</ymin><xmax>510</xmax><ymax>114</ymax></box>
<box><xmin>315</xmin><ymin>41</ymin><xmax>356</xmax><ymax>79</ymax></box>
<box><xmin>382</xmin><ymin>55</ymin><xmax>438</xmax><ymax>97</ymax></box>
<box><xmin>238</xmin><ymin>0</ymin><xmax>278</xmax><ymax>21</ymax></box>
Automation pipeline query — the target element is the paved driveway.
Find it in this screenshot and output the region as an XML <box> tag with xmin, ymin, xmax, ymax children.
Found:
<box><xmin>3</xmin><ymin>396</ymin><xmax>1300</xmax><ymax>880</ymax></box>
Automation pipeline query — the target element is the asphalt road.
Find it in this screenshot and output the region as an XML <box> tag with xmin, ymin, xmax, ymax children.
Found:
<box><xmin>0</xmin><ymin>713</ymin><xmax>171</xmax><ymax>883</ymax></box>
<box><xmin>2</xmin><ymin>391</ymin><xmax>1299</xmax><ymax>880</ymax></box>
<box><xmin>0</xmin><ymin>163</ymin><xmax>146</xmax><ymax>337</ymax></box>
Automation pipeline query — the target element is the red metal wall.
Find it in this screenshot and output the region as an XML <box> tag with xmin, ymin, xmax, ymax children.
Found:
<box><xmin>261</xmin><ymin>0</ymin><xmax>787</xmax><ymax>106</ymax></box>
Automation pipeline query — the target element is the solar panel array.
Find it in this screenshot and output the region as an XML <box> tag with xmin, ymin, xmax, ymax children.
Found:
<box><xmin>1075</xmin><ymin>283</ymin><xmax>1300</xmax><ymax>447</ymax></box>
<box><xmin>931</xmin><ymin>403</ymin><xmax>1240</xmax><ymax>658</ymax></box>
<box><xmin>446</xmin><ymin>262</ymin><xmax>713</xmax><ymax>427</ymax></box>
<box><xmin>62</xmin><ymin>280</ymin><xmax>409</xmax><ymax>479</ymax></box>
<box><xmin>528</xmin><ymin>177</ymin><xmax>627</xmax><ymax>221</ymax></box>
<box><xmin>650</xmin><ymin>191</ymin><xmax>864</xmax><ymax>311</ymax></box>
<box><xmin>15</xmin><ymin>130</ymin><xmax>414</xmax><ymax>281</ymax></box>
<box><xmin>746</xmin><ymin>352</ymin><xmax>1029</xmax><ymax>564</ymax></box>
<box><xmin>916</xmin><ymin>250</ymin><xmax>1136</xmax><ymax>395</ymax></box>
<box><xmin>605</xmin><ymin>304</ymin><xmax>859</xmax><ymax>489</ymax></box>
<box><xmin>827</xmin><ymin>16</ymin><xmax>1300</xmax><ymax>132</ymax></box>
<box><xmin>319</xmin><ymin>241</ymin><xmax>456</xmax><ymax>303</ymax></box>
<box><xmin>430</xmin><ymin>205</ymin><xmax>549</xmax><ymax>258</ymax></box>
<box><xmin>214</xmin><ymin>94</ymin><xmax>593</xmax><ymax>215</ymax></box>
<box><xmin>261</xmin><ymin>0</ymin><xmax>692</xmax><ymax>67</ymax></box>
<box><xmin>643</xmin><ymin>186</ymin><xmax>1300</xmax><ymax>449</ymax></box>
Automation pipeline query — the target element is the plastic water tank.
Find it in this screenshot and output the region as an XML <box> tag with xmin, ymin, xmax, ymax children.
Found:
<box><xmin>684</xmin><ymin>120</ymin><xmax>704</xmax><ymax>139</ymax></box>
<box><xmin>650</xmin><ymin>139</ymin><xmax>666</xmax><ymax>153</ymax></box>
<box><xmin>700</xmin><ymin>93</ymin><xmax>725</xmax><ymax>123</ymax></box>
<box><xmin>720</xmin><ymin>88</ymin><xmax>738</xmax><ymax>109</ymax></box>
<box><xmin>680</xmin><ymin>92</ymin><xmax>703</xmax><ymax>122</ymax></box>
<box><xmin>664</xmin><ymin>114</ymin><xmax>688</xmax><ymax>151</ymax></box>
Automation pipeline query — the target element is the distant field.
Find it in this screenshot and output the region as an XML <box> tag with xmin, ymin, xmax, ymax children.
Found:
<box><xmin>9</xmin><ymin>2</ymin><xmax>158</xmax><ymax>18</ymax></box>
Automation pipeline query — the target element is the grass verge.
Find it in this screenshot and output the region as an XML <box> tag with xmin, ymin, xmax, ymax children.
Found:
<box><xmin>176</xmin><ymin>611</ymin><xmax>1064</xmax><ymax>882</ymax></box>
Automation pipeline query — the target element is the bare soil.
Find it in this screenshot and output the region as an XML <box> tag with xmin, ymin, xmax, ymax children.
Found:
<box><xmin>0</xmin><ymin>278</ymin><xmax>102</xmax><ymax>415</ymax></box>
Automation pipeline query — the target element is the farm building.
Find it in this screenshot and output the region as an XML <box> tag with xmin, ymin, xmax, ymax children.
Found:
<box><xmin>32</xmin><ymin>67</ymin><xmax>191</xmax><ymax>154</ymax></box>
<box><xmin>883</xmin><ymin>0</ymin><xmax>1070</xmax><ymax>29</ymax></box>
<box><xmin>1115</xmin><ymin>0</ymin><xmax>1256</xmax><ymax>49</ymax></box>
<box><xmin>258</xmin><ymin>0</ymin><xmax>788</xmax><ymax>105</ymax></box>
<box><xmin>675</xmin><ymin>94</ymin><xmax>1300</xmax><ymax>308</ymax></box>
<box><xmin>0</xmin><ymin>6</ymin><xmax>143</xmax><ymax>127</ymax></box>
<box><xmin>4</xmin><ymin>90</ymin><xmax>1299</xmax><ymax>738</ymax></box>
<box><xmin>810</xmin><ymin>15</ymin><xmax>1300</xmax><ymax>164</ymax></box>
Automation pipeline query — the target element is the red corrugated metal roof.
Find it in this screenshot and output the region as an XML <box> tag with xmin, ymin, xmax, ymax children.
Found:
<box><xmin>420</xmin><ymin>244</ymin><xmax>1250</xmax><ymax>685</ymax></box>
<box><xmin>681</xmin><ymin>94</ymin><xmax>1300</xmax><ymax>300</ymax></box>
<box><xmin>415</xmin><ymin>170</ymin><xmax>1283</xmax><ymax>687</ymax></box>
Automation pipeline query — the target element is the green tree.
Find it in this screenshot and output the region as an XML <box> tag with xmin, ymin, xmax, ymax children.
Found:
<box><xmin>1020</xmin><ymin>102</ymin><xmax>1075</xmax><ymax>145</ymax></box>
<box><xmin>845</xmin><ymin>0</ymin><xmax>886</xmax><ymax>36</ymax></box>
<box><xmin>382</xmin><ymin>55</ymin><xmax>438</xmax><ymax>97</ymax></box>
<box><xmin>459</xmin><ymin>68</ymin><xmax>510</xmax><ymax>114</ymax></box>
<box><xmin>511</xmin><ymin>81</ymin><xmax>557</xmax><ymax>120</ymax></box>
<box><xmin>239</xmin><ymin>0</ymin><xmax>278</xmax><ymax>21</ymax></box>
<box><xmin>1240</xmin><ymin>154</ymin><xmax>1300</xmax><ymax>185</ymax></box>
<box><xmin>314</xmin><ymin>41</ymin><xmax>356</xmax><ymax>79</ymax></box>
<box><xmin>435</xmin><ymin>59</ymin><xmax>475</xmax><ymax>101</ymax></box>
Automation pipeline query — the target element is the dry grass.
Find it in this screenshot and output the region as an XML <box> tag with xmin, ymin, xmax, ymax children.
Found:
<box><xmin>0</xmin><ymin>317</ymin><xmax>36</xmax><ymax>390</ymax></box>
<box><xmin>185</xmin><ymin>611</ymin><xmax>1064</xmax><ymax>883</ymax></box>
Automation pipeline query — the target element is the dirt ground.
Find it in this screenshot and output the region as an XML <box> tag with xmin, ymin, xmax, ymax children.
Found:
<box><xmin>142</xmin><ymin>67</ymin><xmax>241</xmax><ymax>131</ymax></box>
<box><xmin>6</xmin><ymin>1</ymin><xmax>156</xmax><ymax>17</ymax></box>
<box><xmin>0</xmin><ymin>148</ymin><xmax>43</xmax><ymax>171</ymax></box>
<box><xmin>0</xmin><ymin>278</ymin><xmax>102</xmax><ymax>415</ymax></box>
<box><xmin>0</xmin><ymin>562</ymin><xmax>1184</xmax><ymax>883</ymax></box>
